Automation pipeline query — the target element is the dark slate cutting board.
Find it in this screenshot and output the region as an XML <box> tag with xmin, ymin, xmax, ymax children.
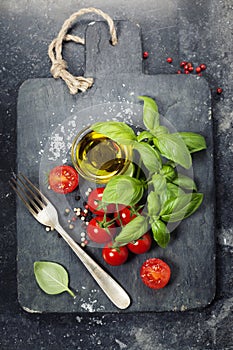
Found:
<box><xmin>17</xmin><ymin>21</ymin><xmax>215</xmax><ymax>313</ymax></box>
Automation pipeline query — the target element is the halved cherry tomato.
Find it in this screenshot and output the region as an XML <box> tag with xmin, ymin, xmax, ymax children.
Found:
<box><xmin>87</xmin><ymin>216</ymin><xmax>116</xmax><ymax>243</ymax></box>
<box><xmin>49</xmin><ymin>165</ymin><xmax>79</xmax><ymax>194</ymax></box>
<box><xmin>127</xmin><ymin>232</ymin><xmax>152</xmax><ymax>254</ymax></box>
<box><xmin>140</xmin><ymin>258</ymin><xmax>171</xmax><ymax>289</ymax></box>
<box><xmin>102</xmin><ymin>245</ymin><xmax>129</xmax><ymax>266</ymax></box>
<box><xmin>114</xmin><ymin>205</ymin><xmax>139</xmax><ymax>226</ymax></box>
<box><xmin>87</xmin><ymin>187</ymin><xmax>115</xmax><ymax>215</ymax></box>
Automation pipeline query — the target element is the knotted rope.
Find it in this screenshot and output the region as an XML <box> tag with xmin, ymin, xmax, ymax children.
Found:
<box><xmin>48</xmin><ymin>8</ymin><xmax>118</xmax><ymax>94</ymax></box>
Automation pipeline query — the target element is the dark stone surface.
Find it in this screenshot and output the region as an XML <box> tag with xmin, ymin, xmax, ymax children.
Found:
<box><xmin>0</xmin><ymin>0</ymin><xmax>232</xmax><ymax>349</ymax></box>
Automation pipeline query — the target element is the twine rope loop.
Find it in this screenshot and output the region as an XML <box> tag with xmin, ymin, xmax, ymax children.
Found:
<box><xmin>48</xmin><ymin>8</ymin><xmax>118</xmax><ymax>94</ymax></box>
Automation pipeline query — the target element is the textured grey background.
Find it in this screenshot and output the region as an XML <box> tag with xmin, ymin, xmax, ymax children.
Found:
<box><xmin>0</xmin><ymin>0</ymin><xmax>233</xmax><ymax>349</ymax></box>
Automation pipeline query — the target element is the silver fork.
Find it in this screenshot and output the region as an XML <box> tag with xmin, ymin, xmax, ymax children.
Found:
<box><xmin>10</xmin><ymin>173</ymin><xmax>131</xmax><ymax>309</ymax></box>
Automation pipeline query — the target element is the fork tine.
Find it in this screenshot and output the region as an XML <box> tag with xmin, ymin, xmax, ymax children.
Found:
<box><xmin>20</xmin><ymin>173</ymin><xmax>48</xmax><ymax>204</ymax></box>
<box><xmin>16</xmin><ymin>173</ymin><xmax>46</xmax><ymax>209</ymax></box>
<box><xmin>9</xmin><ymin>178</ymin><xmax>38</xmax><ymax>217</ymax></box>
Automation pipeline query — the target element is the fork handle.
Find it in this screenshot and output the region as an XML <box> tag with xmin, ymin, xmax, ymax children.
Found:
<box><xmin>55</xmin><ymin>223</ymin><xmax>131</xmax><ymax>309</ymax></box>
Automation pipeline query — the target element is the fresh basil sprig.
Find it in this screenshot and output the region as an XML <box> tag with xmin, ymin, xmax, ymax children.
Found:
<box><xmin>91</xmin><ymin>96</ymin><xmax>206</xmax><ymax>249</ymax></box>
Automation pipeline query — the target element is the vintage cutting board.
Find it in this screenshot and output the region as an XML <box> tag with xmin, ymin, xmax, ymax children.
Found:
<box><xmin>17</xmin><ymin>21</ymin><xmax>215</xmax><ymax>313</ymax></box>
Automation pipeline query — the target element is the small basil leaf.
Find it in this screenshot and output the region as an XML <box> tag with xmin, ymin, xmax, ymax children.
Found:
<box><xmin>160</xmin><ymin>193</ymin><xmax>192</xmax><ymax>216</ymax></box>
<box><xmin>151</xmin><ymin>220</ymin><xmax>170</xmax><ymax>248</ymax></box>
<box><xmin>92</xmin><ymin>121</ymin><xmax>136</xmax><ymax>145</ymax></box>
<box><xmin>147</xmin><ymin>191</ymin><xmax>160</xmax><ymax>217</ymax></box>
<box><xmin>115</xmin><ymin>215</ymin><xmax>149</xmax><ymax>244</ymax></box>
<box><xmin>134</xmin><ymin>142</ymin><xmax>162</xmax><ymax>173</ymax></box>
<box><xmin>102</xmin><ymin>175</ymin><xmax>144</xmax><ymax>206</ymax></box>
<box><xmin>160</xmin><ymin>164</ymin><xmax>176</xmax><ymax>181</ymax></box>
<box><xmin>178</xmin><ymin>132</ymin><xmax>207</xmax><ymax>153</ymax></box>
<box><xmin>172</xmin><ymin>174</ymin><xmax>197</xmax><ymax>191</ymax></box>
<box><xmin>161</xmin><ymin>193</ymin><xmax>203</xmax><ymax>222</ymax></box>
<box><xmin>138</xmin><ymin>96</ymin><xmax>159</xmax><ymax>130</ymax></box>
<box><xmin>34</xmin><ymin>261</ymin><xmax>75</xmax><ymax>297</ymax></box>
<box><xmin>151</xmin><ymin>173</ymin><xmax>167</xmax><ymax>194</ymax></box>
<box><xmin>153</xmin><ymin>133</ymin><xmax>192</xmax><ymax>169</ymax></box>
<box><xmin>137</xmin><ymin>131</ymin><xmax>154</xmax><ymax>142</ymax></box>
<box><xmin>159</xmin><ymin>183</ymin><xmax>185</xmax><ymax>207</ymax></box>
<box><xmin>152</xmin><ymin>125</ymin><xmax>169</xmax><ymax>136</ymax></box>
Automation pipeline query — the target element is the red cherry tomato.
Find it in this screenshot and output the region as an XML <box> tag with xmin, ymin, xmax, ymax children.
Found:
<box><xmin>114</xmin><ymin>205</ymin><xmax>139</xmax><ymax>226</ymax></box>
<box><xmin>87</xmin><ymin>187</ymin><xmax>115</xmax><ymax>215</ymax></box>
<box><xmin>140</xmin><ymin>258</ymin><xmax>171</xmax><ymax>289</ymax></box>
<box><xmin>127</xmin><ymin>232</ymin><xmax>152</xmax><ymax>254</ymax></box>
<box><xmin>102</xmin><ymin>245</ymin><xmax>129</xmax><ymax>266</ymax></box>
<box><xmin>49</xmin><ymin>165</ymin><xmax>79</xmax><ymax>194</ymax></box>
<box><xmin>87</xmin><ymin>216</ymin><xmax>116</xmax><ymax>243</ymax></box>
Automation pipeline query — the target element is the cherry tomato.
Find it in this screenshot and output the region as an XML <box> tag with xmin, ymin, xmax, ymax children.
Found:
<box><xmin>140</xmin><ymin>258</ymin><xmax>171</xmax><ymax>289</ymax></box>
<box><xmin>49</xmin><ymin>165</ymin><xmax>79</xmax><ymax>194</ymax></box>
<box><xmin>102</xmin><ymin>245</ymin><xmax>129</xmax><ymax>266</ymax></box>
<box><xmin>114</xmin><ymin>205</ymin><xmax>139</xmax><ymax>226</ymax></box>
<box><xmin>87</xmin><ymin>187</ymin><xmax>115</xmax><ymax>215</ymax></box>
<box><xmin>127</xmin><ymin>232</ymin><xmax>152</xmax><ymax>254</ymax></box>
<box><xmin>87</xmin><ymin>216</ymin><xmax>116</xmax><ymax>243</ymax></box>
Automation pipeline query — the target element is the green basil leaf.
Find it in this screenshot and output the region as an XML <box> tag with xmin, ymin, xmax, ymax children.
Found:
<box><xmin>102</xmin><ymin>175</ymin><xmax>144</xmax><ymax>206</ymax></box>
<box><xmin>161</xmin><ymin>193</ymin><xmax>203</xmax><ymax>222</ymax></box>
<box><xmin>151</xmin><ymin>220</ymin><xmax>170</xmax><ymax>248</ymax></box>
<box><xmin>92</xmin><ymin>121</ymin><xmax>137</xmax><ymax>145</ymax></box>
<box><xmin>136</xmin><ymin>130</ymin><xmax>154</xmax><ymax>142</ymax></box>
<box><xmin>138</xmin><ymin>96</ymin><xmax>159</xmax><ymax>130</ymax></box>
<box><xmin>115</xmin><ymin>215</ymin><xmax>149</xmax><ymax>244</ymax></box>
<box><xmin>172</xmin><ymin>173</ymin><xmax>197</xmax><ymax>191</ymax></box>
<box><xmin>34</xmin><ymin>261</ymin><xmax>75</xmax><ymax>297</ymax></box>
<box><xmin>152</xmin><ymin>125</ymin><xmax>169</xmax><ymax>136</ymax></box>
<box><xmin>147</xmin><ymin>191</ymin><xmax>160</xmax><ymax>218</ymax></box>
<box><xmin>153</xmin><ymin>133</ymin><xmax>192</xmax><ymax>169</ymax></box>
<box><xmin>159</xmin><ymin>183</ymin><xmax>185</xmax><ymax>207</ymax></box>
<box><xmin>160</xmin><ymin>193</ymin><xmax>192</xmax><ymax>216</ymax></box>
<box><xmin>178</xmin><ymin>132</ymin><xmax>207</xmax><ymax>153</ymax></box>
<box><xmin>160</xmin><ymin>164</ymin><xmax>176</xmax><ymax>181</ymax></box>
<box><xmin>134</xmin><ymin>142</ymin><xmax>162</xmax><ymax>173</ymax></box>
<box><xmin>151</xmin><ymin>173</ymin><xmax>167</xmax><ymax>194</ymax></box>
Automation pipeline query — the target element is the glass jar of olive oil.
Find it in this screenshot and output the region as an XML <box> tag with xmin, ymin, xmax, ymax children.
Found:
<box><xmin>71</xmin><ymin>126</ymin><xmax>133</xmax><ymax>183</ymax></box>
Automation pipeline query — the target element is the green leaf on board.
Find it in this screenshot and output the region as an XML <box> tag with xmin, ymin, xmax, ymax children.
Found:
<box><xmin>151</xmin><ymin>220</ymin><xmax>170</xmax><ymax>248</ymax></box>
<box><xmin>138</xmin><ymin>96</ymin><xmax>160</xmax><ymax>131</ymax></box>
<box><xmin>172</xmin><ymin>173</ymin><xmax>197</xmax><ymax>191</ymax></box>
<box><xmin>115</xmin><ymin>215</ymin><xmax>149</xmax><ymax>244</ymax></box>
<box><xmin>34</xmin><ymin>261</ymin><xmax>75</xmax><ymax>297</ymax></box>
<box><xmin>134</xmin><ymin>142</ymin><xmax>162</xmax><ymax>173</ymax></box>
<box><xmin>153</xmin><ymin>133</ymin><xmax>192</xmax><ymax>169</ymax></box>
<box><xmin>178</xmin><ymin>132</ymin><xmax>207</xmax><ymax>153</ymax></box>
<box><xmin>147</xmin><ymin>191</ymin><xmax>161</xmax><ymax>218</ymax></box>
<box><xmin>102</xmin><ymin>175</ymin><xmax>144</xmax><ymax>206</ymax></box>
<box><xmin>92</xmin><ymin>121</ymin><xmax>137</xmax><ymax>145</ymax></box>
<box><xmin>160</xmin><ymin>193</ymin><xmax>203</xmax><ymax>222</ymax></box>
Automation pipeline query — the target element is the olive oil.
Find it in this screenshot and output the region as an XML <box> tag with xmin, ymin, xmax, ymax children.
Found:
<box><xmin>72</xmin><ymin>130</ymin><xmax>132</xmax><ymax>183</ymax></box>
